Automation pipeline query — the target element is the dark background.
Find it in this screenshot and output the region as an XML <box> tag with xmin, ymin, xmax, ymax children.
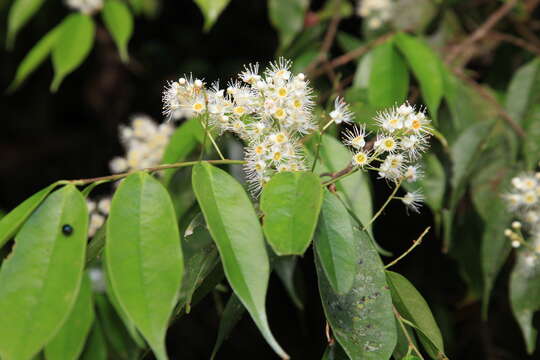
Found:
<box><xmin>0</xmin><ymin>0</ymin><xmax>538</xmax><ymax>359</ymax></box>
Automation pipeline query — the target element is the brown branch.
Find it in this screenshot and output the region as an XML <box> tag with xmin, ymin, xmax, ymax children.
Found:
<box><xmin>490</xmin><ymin>31</ymin><xmax>540</xmax><ymax>56</ymax></box>
<box><xmin>446</xmin><ymin>0</ymin><xmax>519</xmax><ymax>63</ymax></box>
<box><xmin>309</xmin><ymin>33</ymin><xmax>394</xmax><ymax>79</ymax></box>
<box><xmin>453</xmin><ymin>70</ymin><xmax>526</xmax><ymax>138</ymax></box>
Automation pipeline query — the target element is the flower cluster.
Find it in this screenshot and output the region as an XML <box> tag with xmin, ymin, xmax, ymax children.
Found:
<box><xmin>503</xmin><ymin>170</ymin><xmax>540</xmax><ymax>264</ymax></box>
<box><xmin>341</xmin><ymin>103</ymin><xmax>431</xmax><ymax>213</ymax></box>
<box><xmin>65</xmin><ymin>0</ymin><xmax>103</xmax><ymax>14</ymax></box>
<box><xmin>356</xmin><ymin>0</ymin><xmax>394</xmax><ymax>29</ymax></box>
<box><xmin>163</xmin><ymin>58</ymin><xmax>317</xmax><ymax>195</ymax></box>
<box><xmin>109</xmin><ymin>114</ymin><xmax>175</xmax><ymax>174</ymax></box>
<box><xmin>86</xmin><ymin>197</ymin><xmax>111</xmax><ymax>237</ymax></box>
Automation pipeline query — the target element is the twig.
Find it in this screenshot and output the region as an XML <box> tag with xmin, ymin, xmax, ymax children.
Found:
<box><xmin>490</xmin><ymin>31</ymin><xmax>540</xmax><ymax>56</ymax></box>
<box><xmin>67</xmin><ymin>159</ymin><xmax>246</xmax><ymax>185</ymax></box>
<box><xmin>452</xmin><ymin>70</ymin><xmax>526</xmax><ymax>138</ymax></box>
<box><xmin>309</xmin><ymin>33</ymin><xmax>394</xmax><ymax>78</ymax></box>
<box><xmin>384</xmin><ymin>227</ymin><xmax>430</xmax><ymax>269</ymax></box>
<box><xmin>363</xmin><ymin>178</ymin><xmax>403</xmax><ymax>230</ymax></box>
<box><xmin>446</xmin><ymin>0</ymin><xmax>519</xmax><ymax>63</ymax></box>
<box><xmin>305</xmin><ymin>0</ymin><xmax>343</xmax><ymax>75</ymax></box>
<box><xmin>393</xmin><ymin>306</ymin><xmax>425</xmax><ymax>360</ymax></box>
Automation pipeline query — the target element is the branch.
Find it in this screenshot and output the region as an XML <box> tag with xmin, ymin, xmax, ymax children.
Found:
<box><xmin>446</xmin><ymin>0</ymin><xmax>519</xmax><ymax>63</ymax></box>
<box><xmin>490</xmin><ymin>31</ymin><xmax>540</xmax><ymax>56</ymax></box>
<box><xmin>384</xmin><ymin>227</ymin><xmax>430</xmax><ymax>269</ymax></box>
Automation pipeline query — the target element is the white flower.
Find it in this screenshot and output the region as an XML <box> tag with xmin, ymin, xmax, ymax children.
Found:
<box><xmin>352</xmin><ymin>151</ymin><xmax>371</xmax><ymax>167</ymax></box>
<box><xmin>342</xmin><ymin>125</ymin><xmax>367</xmax><ymax>149</ymax></box>
<box><xmin>375</xmin><ymin>135</ymin><xmax>397</xmax><ymax>153</ymax></box>
<box><xmin>401</xmin><ymin>191</ymin><xmax>424</xmax><ymax>213</ymax></box>
<box><xmin>404</xmin><ymin>165</ymin><xmax>422</xmax><ymax>182</ymax></box>
<box><xmin>66</xmin><ymin>0</ymin><xmax>103</xmax><ymax>14</ymax></box>
<box><xmin>330</xmin><ymin>97</ymin><xmax>354</xmax><ymax>124</ymax></box>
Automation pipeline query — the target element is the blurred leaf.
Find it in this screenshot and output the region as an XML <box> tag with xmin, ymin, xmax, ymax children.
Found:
<box><xmin>8</xmin><ymin>24</ymin><xmax>62</xmax><ymax>92</ymax></box>
<box><xmin>273</xmin><ymin>255</ymin><xmax>304</xmax><ymax>310</ymax></box>
<box><xmin>0</xmin><ymin>185</ymin><xmax>88</xmax><ymax>360</ymax></box>
<box><xmin>522</xmin><ymin>105</ymin><xmax>540</xmax><ymax>169</ymax></box>
<box><xmin>192</xmin><ymin>163</ymin><xmax>288</xmax><ymax>359</ymax></box>
<box><xmin>261</xmin><ymin>171</ymin><xmax>323</xmax><ymax>255</ymax></box>
<box><xmin>368</xmin><ymin>40</ymin><xmax>409</xmax><ymax>108</ymax></box>
<box><xmin>336</xmin><ymin>31</ymin><xmax>363</xmax><ymax>52</ymax></box>
<box><xmin>193</xmin><ymin>0</ymin><xmax>230</xmax><ymax>31</ymax></box>
<box><xmin>353</xmin><ymin>51</ymin><xmax>372</xmax><ymax>89</ymax></box>
<box><xmin>0</xmin><ymin>182</ymin><xmax>58</xmax><ymax>249</ymax></box>
<box><xmin>402</xmin><ymin>153</ymin><xmax>445</xmax><ymax>213</ymax></box>
<box><xmin>210</xmin><ymin>293</ymin><xmax>245</xmax><ymax>359</ymax></box>
<box><xmin>6</xmin><ymin>0</ymin><xmax>45</xmax><ymax>48</ymax></box>
<box><xmin>45</xmin><ymin>273</ymin><xmax>95</xmax><ymax>360</ymax></box>
<box><xmin>505</xmin><ymin>58</ymin><xmax>540</xmax><ymax>125</ymax></box>
<box><xmin>392</xmin><ymin>317</ymin><xmax>418</xmax><ymax>359</ymax></box>
<box><xmin>316</xmin><ymin>228</ymin><xmax>396</xmax><ymax>359</ymax></box>
<box><xmin>314</xmin><ymin>191</ymin><xmax>358</xmax><ymax>294</ymax></box>
<box><xmin>51</xmin><ymin>14</ymin><xmax>95</xmax><ymax>92</ymax></box>
<box><xmin>102</xmin><ymin>0</ymin><xmax>134</xmax><ymax>62</ymax></box>
<box><xmin>80</xmin><ymin>320</ymin><xmax>108</xmax><ymax>360</ymax></box>
<box><xmin>268</xmin><ymin>0</ymin><xmax>308</xmax><ymax>51</ymax></box>
<box><xmin>106</xmin><ymin>172</ymin><xmax>183</xmax><ymax>360</ymax></box>
<box><xmin>395</xmin><ymin>33</ymin><xmax>443</xmax><ymax>121</ymax></box>
<box><xmin>510</xmin><ymin>250</ymin><xmax>540</xmax><ymax>354</ymax></box>
<box><xmin>391</xmin><ymin>0</ymin><xmax>437</xmax><ymax>33</ymax></box>
<box><xmin>386</xmin><ymin>271</ymin><xmax>446</xmax><ymax>359</ymax></box>
<box><xmin>317</xmin><ymin>0</ymin><xmax>353</xmax><ymax>21</ymax></box>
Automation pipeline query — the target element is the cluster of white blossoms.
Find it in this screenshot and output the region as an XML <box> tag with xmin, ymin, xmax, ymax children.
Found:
<box><xmin>163</xmin><ymin>58</ymin><xmax>317</xmax><ymax>195</ymax></box>
<box><xmin>109</xmin><ymin>114</ymin><xmax>175</xmax><ymax>174</ymax></box>
<box><xmin>65</xmin><ymin>0</ymin><xmax>103</xmax><ymax>14</ymax></box>
<box><xmin>356</xmin><ymin>0</ymin><xmax>394</xmax><ymax>29</ymax></box>
<box><xmin>86</xmin><ymin>197</ymin><xmax>111</xmax><ymax>237</ymax></box>
<box><xmin>341</xmin><ymin>103</ymin><xmax>432</xmax><ymax>213</ymax></box>
<box><xmin>503</xmin><ymin>170</ymin><xmax>540</xmax><ymax>264</ymax></box>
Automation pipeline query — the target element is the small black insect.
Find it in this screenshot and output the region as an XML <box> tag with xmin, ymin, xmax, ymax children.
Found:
<box><xmin>62</xmin><ymin>224</ymin><xmax>73</xmax><ymax>236</ymax></box>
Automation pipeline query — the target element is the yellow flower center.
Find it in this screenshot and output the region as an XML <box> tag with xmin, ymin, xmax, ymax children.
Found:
<box><xmin>384</xmin><ymin>138</ymin><xmax>395</xmax><ymax>150</ymax></box>
<box><xmin>193</xmin><ymin>102</ymin><xmax>204</xmax><ymax>112</ymax></box>
<box><xmin>278</xmin><ymin>87</ymin><xmax>288</xmax><ymax>97</ymax></box>
<box><xmin>411</xmin><ymin>119</ymin><xmax>421</xmax><ymax>130</ymax></box>
<box><xmin>233</xmin><ymin>106</ymin><xmax>246</xmax><ymax>115</ymax></box>
<box><xmin>293</xmin><ymin>99</ymin><xmax>302</xmax><ymax>108</ymax></box>
<box><xmin>354</xmin><ymin>153</ymin><xmax>367</xmax><ymax>165</ymax></box>
<box><xmin>274</xmin><ymin>108</ymin><xmax>286</xmax><ymax>119</ymax></box>
<box><xmin>273</xmin><ymin>152</ymin><xmax>282</xmax><ymax>161</ymax></box>
<box><xmin>255</xmin><ymin>145</ymin><xmax>265</xmax><ymax>155</ymax></box>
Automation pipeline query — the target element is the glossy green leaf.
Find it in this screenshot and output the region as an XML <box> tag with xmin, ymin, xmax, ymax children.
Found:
<box><xmin>80</xmin><ymin>321</ymin><xmax>107</xmax><ymax>360</ymax></box>
<box><xmin>505</xmin><ymin>58</ymin><xmax>540</xmax><ymax>124</ymax></box>
<box><xmin>6</xmin><ymin>0</ymin><xmax>45</xmax><ymax>48</ymax></box>
<box><xmin>316</xmin><ymin>228</ymin><xmax>396</xmax><ymax>359</ymax></box>
<box><xmin>268</xmin><ymin>0</ymin><xmax>308</xmax><ymax>50</ymax></box>
<box><xmin>161</xmin><ymin>117</ymin><xmax>205</xmax><ymax>185</ymax></box>
<box><xmin>102</xmin><ymin>0</ymin><xmax>133</xmax><ymax>62</ymax></box>
<box><xmin>316</xmin><ymin>134</ymin><xmax>373</xmax><ymax>235</ymax></box>
<box><xmin>193</xmin><ymin>0</ymin><xmax>230</xmax><ymax>31</ymax></box>
<box><xmin>261</xmin><ymin>171</ymin><xmax>323</xmax><ymax>255</ymax></box>
<box><xmin>192</xmin><ymin>163</ymin><xmax>288</xmax><ymax>359</ymax></box>
<box><xmin>386</xmin><ymin>271</ymin><xmax>446</xmax><ymax>359</ymax></box>
<box><xmin>106</xmin><ymin>172</ymin><xmax>183</xmax><ymax>360</ymax></box>
<box><xmin>0</xmin><ymin>185</ymin><xmax>88</xmax><ymax>360</ymax></box>
<box><xmin>45</xmin><ymin>273</ymin><xmax>94</xmax><ymax>360</ymax></box>
<box><xmin>8</xmin><ymin>24</ymin><xmax>62</xmax><ymax>92</ymax></box>
<box><xmin>178</xmin><ymin>213</ymin><xmax>220</xmax><ymax>313</ymax></box>
<box><xmin>314</xmin><ymin>191</ymin><xmax>358</xmax><ymax>294</ymax></box>
<box><xmin>51</xmin><ymin>14</ymin><xmax>95</xmax><ymax>92</ymax></box>
<box><xmin>395</xmin><ymin>33</ymin><xmax>443</xmax><ymax>120</ymax></box>
<box><xmin>510</xmin><ymin>250</ymin><xmax>540</xmax><ymax>354</ymax></box>
<box><xmin>0</xmin><ymin>182</ymin><xmax>58</xmax><ymax>249</ymax></box>
<box><xmin>210</xmin><ymin>293</ymin><xmax>245</xmax><ymax>359</ymax></box>
<box><xmin>368</xmin><ymin>40</ymin><xmax>409</xmax><ymax>108</ymax></box>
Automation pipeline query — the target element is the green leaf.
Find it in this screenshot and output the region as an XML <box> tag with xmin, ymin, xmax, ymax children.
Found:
<box><xmin>321</xmin><ymin>342</ymin><xmax>349</xmax><ymax>360</ymax></box>
<box><xmin>505</xmin><ymin>58</ymin><xmax>540</xmax><ymax>124</ymax></box>
<box><xmin>260</xmin><ymin>171</ymin><xmax>322</xmax><ymax>255</ymax></box>
<box><xmin>386</xmin><ymin>271</ymin><xmax>446</xmax><ymax>359</ymax></box>
<box><xmin>51</xmin><ymin>14</ymin><xmax>95</xmax><ymax>92</ymax></box>
<box><xmin>392</xmin><ymin>317</ymin><xmax>418</xmax><ymax>359</ymax></box>
<box><xmin>192</xmin><ymin>163</ymin><xmax>288</xmax><ymax>359</ymax></box>
<box><xmin>0</xmin><ymin>185</ymin><xmax>88</xmax><ymax>360</ymax></box>
<box><xmin>106</xmin><ymin>172</ymin><xmax>184</xmax><ymax>360</ymax></box>
<box><xmin>80</xmin><ymin>321</ymin><xmax>108</xmax><ymax>360</ymax></box>
<box><xmin>0</xmin><ymin>182</ymin><xmax>58</xmax><ymax>249</ymax></box>
<box><xmin>316</xmin><ymin>228</ymin><xmax>396</xmax><ymax>359</ymax></box>
<box><xmin>102</xmin><ymin>0</ymin><xmax>134</xmax><ymax>62</ymax></box>
<box><xmin>395</xmin><ymin>33</ymin><xmax>443</xmax><ymax>121</ymax></box>
<box><xmin>6</xmin><ymin>0</ymin><xmax>45</xmax><ymax>48</ymax></box>
<box><xmin>402</xmin><ymin>153</ymin><xmax>445</xmax><ymax>213</ymax></box>
<box><xmin>161</xmin><ymin>117</ymin><xmax>205</xmax><ymax>185</ymax></box>
<box><xmin>178</xmin><ymin>213</ymin><xmax>220</xmax><ymax>313</ymax></box>
<box><xmin>314</xmin><ymin>191</ymin><xmax>358</xmax><ymax>294</ymax></box>
<box><xmin>193</xmin><ymin>0</ymin><xmax>230</xmax><ymax>31</ymax></box>
<box><xmin>210</xmin><ymin>293</ymin><xmax>245</xmax><ymax>359</ymax></box>
<box><xmin>8</xmin><ymin>24</ymin><xmax>62</xmax><ymax>92</ymax></box>
<box><xmin>510</xmin><ymin>250</ymin><xmax>540</xmax><ymax>354</ymax></box>
<box><xmin>273</xmin><ymin>256</ymin><xmax>304</xmax><ymax>310</ymax></box>
<box><xmin>268</xmin><ymin>0</ymin><xmax>308</xmax><ymax>51</ymax></box>
<box><xmin>368</xmin><ymin>40</ymin><xmax>409</xmax><ymax>108</ymax></box>
<box><xmin>45</xmin><ymin>273</ymin><xmax>95</xmax><ymax>360</ymax></box>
